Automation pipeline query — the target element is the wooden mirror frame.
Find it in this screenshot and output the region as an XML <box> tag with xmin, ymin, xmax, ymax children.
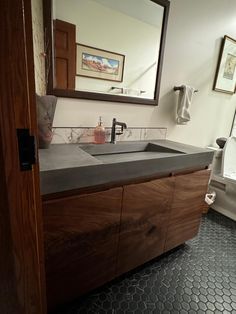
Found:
<box><xmin>43</xmin><ymin>0</ymin><xmax>170</xmax><ymax>106</ymax></box>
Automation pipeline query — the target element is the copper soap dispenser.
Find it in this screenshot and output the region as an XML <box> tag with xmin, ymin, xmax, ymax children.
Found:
<box><xmin>94</xmin><ymin>116</ymin><xmax>106</xmax><ymax>144</ymax></box>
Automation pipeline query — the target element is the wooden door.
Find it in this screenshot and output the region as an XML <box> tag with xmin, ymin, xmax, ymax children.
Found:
<box><xmin>117</xmin><ymin>177</ymin><xmax>174</xmax><ymax>276</ymax></box>
<box><xmin>54</xmin><ymin>19</ymin><xmax>76</xmax><ymax>89</ymax></box>
<box><xmin>43</xmin><ymin>188</ymin><xmax>122</xmax><ymax>310</ymax></box>
<box><xmin>164</xmin><ymin>169</ymin><xmax>210</xmax><ymax>252</ymax></box>
<box><xmin>0</xmin><ymin>0</ymin><xmax>46</xmax><ymax>313</ymax></box>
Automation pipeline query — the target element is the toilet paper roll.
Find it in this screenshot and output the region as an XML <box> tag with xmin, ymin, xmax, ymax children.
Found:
<box><xmin>205</xmin><ymin>191</ymin><xmax>216</xmax><ymax>205</ymax></box>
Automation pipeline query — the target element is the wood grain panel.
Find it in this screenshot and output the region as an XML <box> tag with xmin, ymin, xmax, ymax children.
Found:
<box><xmin>55</xmin><ymin>58</ymin><xmax>68</xmax><ymax>89</ymax></box>
<box><xmin>43</xmin><ymin>188</ymin><xmax>122</xmax><ymax>310</ymax></box>
<box><xmin>0</xmin><ymin>0</ymin><xmax>46</xmax><ymax>312</ymax></box>
<box><xmin>55</xmin><ymin>30</ymin><xmax>68</xmax><ymax>49</ymax></box>
<box><xmin>54</xmin><ymin>19</ymin><xmax>76</xmax><ymax>89</ymax></box>
<box><xmin>164</xmin><ymin>170</ymin><xmax>210</xmax><ymax>252</ymax></box>
<box><xmin>117</xmin><ymin>177</ymin><xmax>174</xmax><ymax>275</ymax></box>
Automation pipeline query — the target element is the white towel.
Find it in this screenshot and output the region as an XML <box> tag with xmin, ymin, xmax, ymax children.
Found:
<box><xmin>176</xmin><ymin>85</ymin><xmax>195</xmax><ymax>125</ymax></box>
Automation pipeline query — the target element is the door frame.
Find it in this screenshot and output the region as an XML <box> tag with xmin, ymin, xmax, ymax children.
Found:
<box><xmin>0</xmin><ymin>0</ymin><xmax>46</xmax><ymax>313</ymax></box>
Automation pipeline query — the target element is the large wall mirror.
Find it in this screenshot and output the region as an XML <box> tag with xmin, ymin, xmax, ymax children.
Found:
<box><xmin>43</xmin><ymin>0</ymin><xmax>170</xmax><ymax>105</ymax></box>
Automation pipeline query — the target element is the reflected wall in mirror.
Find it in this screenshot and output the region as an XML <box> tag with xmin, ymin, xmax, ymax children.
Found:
<box><xmin>44</xmin><ymin>0</ymin><xmax>170</xmax><ymax>105</ymax></box>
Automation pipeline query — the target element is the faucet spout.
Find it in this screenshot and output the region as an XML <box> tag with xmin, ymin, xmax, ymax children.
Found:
<box><xmin>110</xmin><ymin>118</ymin><xmax>127</xmax><ymax>144</ymax></box>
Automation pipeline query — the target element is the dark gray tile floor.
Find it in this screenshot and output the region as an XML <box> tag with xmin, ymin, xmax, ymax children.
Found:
<box><xmin>54</xmin><ymin>210</ymin><xmax>236</xmax><ymax>314</ymax></box>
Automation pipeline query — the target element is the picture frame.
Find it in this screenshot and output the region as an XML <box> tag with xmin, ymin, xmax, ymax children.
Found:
<box><xmin>76</xmin><ymin>44</ymin><xmax>125</xmax><ymax>82</ymax></box>
<box><xmin>213</xmin><ymin>35</ymin><xmax>236</xmax><ymax>94</ymax></box>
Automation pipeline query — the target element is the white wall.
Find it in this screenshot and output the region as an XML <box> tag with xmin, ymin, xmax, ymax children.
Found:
<box><xmin>33</xmin><ymin>0</ymin><xmax>236</xmax><ymax>147</ymax></box>
<box><xmin>55</xmin><ymin>0</ymin><xmax>161</xmax><ymax>98</ymax></box>
<box><xmin>158</xmin><ymin>0</ymin><xmax>236</xmax><ymax>147</ymax></box>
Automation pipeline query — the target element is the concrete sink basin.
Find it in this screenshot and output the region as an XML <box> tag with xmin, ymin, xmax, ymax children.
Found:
<box><xmin>79</xmin><ymin>141</ymin><xmax>185</xmax><ymax>163</ymax></box>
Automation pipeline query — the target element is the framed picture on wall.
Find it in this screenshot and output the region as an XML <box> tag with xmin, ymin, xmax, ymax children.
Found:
<box><xmin>76</xmin><ymin>44</ymin><xmax>125</xmax><ymax>82</ymax></box>
<box><xmin>213</xmin><ymin>35</ymin><xmax>236</xmax><ymax>94</ymax></box>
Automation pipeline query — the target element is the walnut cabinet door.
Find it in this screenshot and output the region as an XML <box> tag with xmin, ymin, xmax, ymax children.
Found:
<box><xmin>43</xmin><ymin>188</ymin><xmax>122</xmax><ymax>309</ymax></box>
<box><xmin>117</xmin><ymin>177</ymin><xmax>174</xmax><ymax>275</ymax></box>
<box><xmin>164</xmin><ymin>170</ymin><xmax>210</xmax><ymax>252</ymax></box>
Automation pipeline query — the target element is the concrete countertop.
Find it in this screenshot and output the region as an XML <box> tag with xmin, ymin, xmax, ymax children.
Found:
<box><xmin>39</xmin><ymin>140</ymin><xmax>214</xmax><ymax>195</ymax></box>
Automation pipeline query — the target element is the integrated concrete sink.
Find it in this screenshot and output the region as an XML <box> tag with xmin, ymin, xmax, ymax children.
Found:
<box><xmin>79</xmin><ymin>142</ymin><xmax>185</xmax><ymax>163</ymax></box>
<box><xmin>39</xmin><ymin>141</ymin><xmax>214</xmax><ymax>195</ymax></box>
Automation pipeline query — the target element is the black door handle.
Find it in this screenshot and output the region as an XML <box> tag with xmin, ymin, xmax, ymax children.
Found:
<box><xmin>17</xmin><ymin>129</ymin><xmax>36</xmax><ymax>171</ymax></box>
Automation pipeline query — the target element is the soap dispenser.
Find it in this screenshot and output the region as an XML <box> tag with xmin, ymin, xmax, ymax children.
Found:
<box><xmin>94</xmin><ymin>116</ymin><xmax>106</xmax><ymax>144</ymax></box>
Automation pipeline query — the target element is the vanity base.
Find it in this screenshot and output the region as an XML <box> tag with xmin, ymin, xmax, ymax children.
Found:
<box><xmin>43</xmin><ymin>168</ymin><xmax>210</xmax><ymax>310</ymax></box>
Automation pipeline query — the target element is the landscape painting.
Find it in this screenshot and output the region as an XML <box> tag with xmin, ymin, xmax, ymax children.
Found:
<box><xmin>82</xmin><ymin>53</ymin><xmax>119</xmax><ymax>75</ymax></box>
<box><xmin>77</xmin><ymin>44</ymin><xmax>125</xmax><ymax>82</ymax></box>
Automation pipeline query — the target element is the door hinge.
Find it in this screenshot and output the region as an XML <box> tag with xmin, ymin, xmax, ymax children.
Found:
<box><xmin>17</xmin><ymin>129</ymin><xmax>36</xmax><ymax>171</ymax></box>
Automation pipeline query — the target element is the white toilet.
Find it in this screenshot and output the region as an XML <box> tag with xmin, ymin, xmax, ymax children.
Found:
<box><xmin>209</xmin><ymin>137</ymin><xmax>236</xmax><ymax>221</ymax></box>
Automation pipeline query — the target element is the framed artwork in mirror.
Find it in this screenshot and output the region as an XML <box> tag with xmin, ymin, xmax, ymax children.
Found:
<box><xmin>76</xmin><ymin>44</ymin><xmax>125</xmax><ymax>82</ymax></box>
<box><xmin>213</xmin><ymin>35</ymin><xmax>236</xmax><ymax>94</ymax></box>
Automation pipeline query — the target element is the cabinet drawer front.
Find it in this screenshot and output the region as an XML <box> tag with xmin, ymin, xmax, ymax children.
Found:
<box><xmin>117</xmin><ymin>177</ymin><xmax>174</xmax><ymax>275</ymax></box>
<box><xmin>43</xmin><ymin>187</ymin><xmax>122</xmax><ymax>309</ymax></box>
<box><xmin>164</xmin><ymin>169</ymin><xmax>210</xmax><ymax>252</ymax></box>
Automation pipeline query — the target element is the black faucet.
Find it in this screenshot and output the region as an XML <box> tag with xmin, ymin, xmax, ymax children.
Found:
<box><xmin>110</xmin><ymin>118</ymin><xmax>127</xmax><ymax>144</ymax></box>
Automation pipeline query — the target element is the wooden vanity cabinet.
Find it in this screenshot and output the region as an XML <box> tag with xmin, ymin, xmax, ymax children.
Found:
<box><xmin>164</xmin><ymin>169</ymin><xmax>210</xmax><ymax>252</ymax></box>
<box><xmin>43</xmin><ymin>187</ymin><xmax>122</xmax><ymax>309</ymax></box>
<box><xmin>117</xmin><ymin>177</ymin><xmax>174</xmax><ymax>276</ymax></box>
<box><xmin>43</xmin><ymin>168</ymin><xmax>210</xmax><ymax>309</ymax></box>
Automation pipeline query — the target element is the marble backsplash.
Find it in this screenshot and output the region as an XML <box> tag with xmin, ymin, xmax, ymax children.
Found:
<box><xmin>52</xmin><ymin>127</ymin><xmax>167</xmax><ymax>144</ymax></box>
